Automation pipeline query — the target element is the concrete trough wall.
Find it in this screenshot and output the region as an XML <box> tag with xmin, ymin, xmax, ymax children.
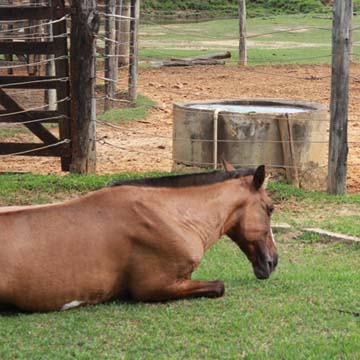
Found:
<box><xmin>173</xmin><ymin>99</ymin><xmax>328</xmax><ymax>190</ymax></box>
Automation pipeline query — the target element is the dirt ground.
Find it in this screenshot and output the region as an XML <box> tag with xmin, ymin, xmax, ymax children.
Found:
<box><xmin>1</xmin><ymin>64</ymin><xmax>360</xmax><ymax>193</ymax></box>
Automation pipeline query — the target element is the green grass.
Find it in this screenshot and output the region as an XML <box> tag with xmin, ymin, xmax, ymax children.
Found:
<box><xmin>97</xmin><ymin>94</ymin><xmax>157</xmax><ymax>124</ymax></box>
<box><xmin>0</xmin><ymin>125</ymin><xmax>58</xmax><ymax>142</ymax></box>
<box><xmin>0</xmin><ymin>127</ymin><xmax>30</xmax><ymax>141</ymax></box>
<box><xmin>0</xmin><ymin>238</ymin><xmax>359</xmax><ymax>359</ymax></box>
<box><xmin>268</xmin><ymin>181</ymin><xmax>360</xmax><ymax>237</ymax></box>
<box><xmin>268</xmin><ymin>181</ymin><xmax>360</xmax><ymax>203</ymax></box>
<box><xmin>141</xmin><ymin>0</ymin><xmax>333</xmax><ymax>17</ymax></box>
<box><xmin>319</xmin><ymin>216</ymin><xmax>360</xmax><ymax>237</ymax></box>
<box><xmin>0</xmin><ymin>172</ymin><xmax>166</xmax><ymax>205</ymax></box>
<box><xmin>141</xmin><ymin>0</ymin><xmax>360</xmax><ymax>17</ymax></box>
<box><xmin>0</xmin><ymin>174</ymin><xmax>359</xmax><ymax>358</ymax></box>
<box><xmin>140</xmin><ymin>14</ymin><xmax>360</xmax><ymax>65</ymax></box>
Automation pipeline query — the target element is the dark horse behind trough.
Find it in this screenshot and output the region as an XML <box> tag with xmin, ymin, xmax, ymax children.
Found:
<box><xmin>0</xmin><ymin>161</ymin><xmax>278</xmax><ymax>312</ymax></box>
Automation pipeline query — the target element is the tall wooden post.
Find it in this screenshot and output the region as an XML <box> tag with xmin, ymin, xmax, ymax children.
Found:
<box><xmin>328</xmin><ymin>0</ymin><xmax>351</xmax><ymax>194</ymax></box>
<box><xmin>117</xmin><ymin>1</ymin><xmax>130</xmax><ymax>67</ymax></box>
<box><xmin>53</xmin><ymin>0</ymin><xmax>72</xmax><ymax>170</ymax></box>
<box><xmin>5</xmin><ymin>0</ymin><xmax>14</xmax><ymax>75</ymax></box>
<box><xmin>45</xmin><ymin>12</ymin><xmax>57</xmax><ymax>111</ymax></box>
<box><xmin>104</xmin><ymin>0</ymin><xmax>117</xmax><ymax>111</ymax></box>
<box><xmin>349</xmin><ymin>0</ymin><xmax>353</xmax><ymax>62</ymax></box>
<box><xmin>28</xmin><ymin>0</ymin><xmax>43</xmax><ymax>76</ymax></box>
<box><xmin>238</xmin><ymin>0</ymin><xmax>247</xmax><ymax>66</ymax></box>
<box><xmin>128</xmin><ymin>0</ymin><xmax>139</xmax><ymax>103</ymax></box>
<box><xmin>70</xmin><ymin>0</ymin><xmax>99</xmax><ymax>174</ymax></box>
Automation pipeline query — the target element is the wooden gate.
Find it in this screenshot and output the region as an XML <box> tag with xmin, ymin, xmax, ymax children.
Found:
<box><xmin>0</xmin><ymin>0</ymin><xmax>71</xmax><ymax>170</ymax></box>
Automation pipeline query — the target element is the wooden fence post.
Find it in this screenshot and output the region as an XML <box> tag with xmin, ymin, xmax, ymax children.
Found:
<box><xmin>45</xmin><ymin>13</ymin><xmax>56</xmax><ymax>111</ymax></box>
<box><xmin>349</xmin><ymin>0</ymin><xmax>353</xmax><ymax>62</ymax></box>
<box><xmin>238</xmin><ymin>0</ymin><xmax>247</xmax><ymax>66</ymax></box>
<box><xmin>277</xmin><ymin>114</ymin><xmax>300</xmax><ymax>188</ymax></box>
<box><xmin>128</xmin><ymin>0</ymin><xmax>139</xmax><ymax>103</ymax></box>
<box><xmin>52</xmin><ymin>0</ymin><xmax>72</xmax><ymax>170</ymax></box>
<box><xmin>5</xmin><ymin>0</ymin><xmax>14</xmax><ymax>75</ymax></box>
<box><xmin>28</xmin><ymin>0</ymin><xmax>43</xmax><ymax>76</ymax></box>
<box><xmin>328</xmin><ymin>0</ymin><xmax>351</xmax><ymax>194</ymax></box>
<box><xmin>69</xmin><ymin>0</ymin><xmax>99</xmax><ymax>174</ymax></box>
<box><xmin>117</xmin><ymin>1</ymin><xmax>130</xmax><ymax>67</ymax></box>
<box><xmin>104</xmin><ymin>0</ymin><xmax>117</xmax><ymax>111</ymax></box>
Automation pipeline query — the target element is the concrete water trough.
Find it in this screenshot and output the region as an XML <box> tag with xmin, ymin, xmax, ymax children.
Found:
<box><xmin>172</xmin><ymin>99</ymin><xmax>328</xmax><ymax>190</ymax></box>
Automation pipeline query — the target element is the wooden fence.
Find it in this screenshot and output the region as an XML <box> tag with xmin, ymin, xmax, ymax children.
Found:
<box><xmin>0</xmin><ymin>0</ymin><xmax>140</xmax><ymax>174</ymax></box>
<box><xmin>0</xmin><ymin>0</ymin><xmax>71</xmax><ymax>170</ymax></box>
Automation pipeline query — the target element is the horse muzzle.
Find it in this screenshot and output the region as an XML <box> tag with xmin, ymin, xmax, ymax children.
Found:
<box><xmin>253</xmin><ymin>253</ymin><xmax>278</xmax><ymax>280</ymax></box>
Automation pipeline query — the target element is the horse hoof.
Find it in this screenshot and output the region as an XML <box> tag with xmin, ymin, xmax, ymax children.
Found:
<box><xmin>209</xmin><ymin>280</ymin><xmax>225</xmax><ymax>298</ymax></box>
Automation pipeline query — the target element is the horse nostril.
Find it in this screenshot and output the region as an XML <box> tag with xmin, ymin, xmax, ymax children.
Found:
<box><xmin>267</xmin><ymin>261</ymin><xmax>273</xmax><ymax>272</ymax></box>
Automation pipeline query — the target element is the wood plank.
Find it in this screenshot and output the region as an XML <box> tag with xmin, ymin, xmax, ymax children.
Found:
<box><xmin>157</xmin><ymin>59</ymin><xmax>226</xmax><ymax>67</ymax></box>
<box><xmin>302</xmin><ymin>228</ymin><xmax>360</xmax><ymax>244</ymax></box>
<box><xmin>52</xmin><ymin>0</ymin><xmax>71</xmax><ymax>171</ymax></box>
<box><xmin>70</xmin><ymin>0</ymin><xmax>98</xmax><ymax>174</ymax></box>
<box><xmin>3</xmin><ymin>0</ymin><xmax>14</xmax><ymax>75</ymax></box>
<box><xmin>239</xmin><ymin>0</ymin><xmax>247</xmax><ymax>66</ymax></box>
<box><xmin>0</xmin><ymin>88</ymin><xmax>59</xmax><ymax>145</ymax></box>
<box><xmin>171</xmin><ymin>52</ymin><xmax>231</xmax><ymax>62</ymax></box>
<box><xmin>277</xmin><ymin>115</ymin><xmax>300</xmax><ymax>188</ymax></box>
<box><xmin>0</xmin><ymin>110</ymin><xmax>61</xmax><ymax>123</ymax></box>
<box><xmin>0</xmin><ymin>42</ymin><xmax>55</xmax><ymax>55</ymax></box>
<box><xmin>104</xmin><ymin>0</ymin><xmax>117</xmax><ymax>111</ymax></box>
<box><xmin>328</xmin><ymin>0</ymin><xmax>351</xmax><ymax>194</ymax></box>
<box><xmin>128</xmin><ymin>0</ymin><xmax>140</xmax><ymax>103</ymax></box>
<box><xmin>0</xmin><ymin>76</ymin><xmax>68</xmax><ymax>89</ymax></box>
<box><xmin>117</xmin><ymin>2</ymin><xmax>130</xmax><ymax>67</ymax></box>
<box><xmin>0</xmin><ymin>142</ymin><xmax>70</xmax><ymax>157</ymax></box>
<box><xmin>0</xmin><ymin>7</ymin><xmax>53</xmax><ymax>21</ymax></box>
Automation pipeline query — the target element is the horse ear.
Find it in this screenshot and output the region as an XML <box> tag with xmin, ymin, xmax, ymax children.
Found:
<box><xmin>221</xmin><ymin>156</ymin><xmax>235</xmax><ymax>172</ymax></box>
<box><xmin>253</xmin><ymin>165</ymin><xmax>266</xmax><ymax>190</ymax></box>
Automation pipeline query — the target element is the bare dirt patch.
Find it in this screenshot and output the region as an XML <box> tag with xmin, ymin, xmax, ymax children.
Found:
<box><xmin>1</xmin><ymin>64</ymin><xmax>360</xmax><ymax>193</ymax></box>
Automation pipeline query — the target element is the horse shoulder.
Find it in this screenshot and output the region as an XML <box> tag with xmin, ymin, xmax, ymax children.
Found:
<box><xmin>125</xmin><ymin>192</ymin><xmax>204</xmax><ymax>264</ymax></box>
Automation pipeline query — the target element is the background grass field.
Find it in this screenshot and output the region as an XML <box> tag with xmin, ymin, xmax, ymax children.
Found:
<box><xmin>140</xmin><ymin>14</ymin><xmax>360</xmax><ymax>65</ymax></box>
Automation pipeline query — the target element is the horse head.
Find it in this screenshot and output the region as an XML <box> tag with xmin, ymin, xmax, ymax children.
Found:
<box><xmin>222</xmin><ymin>159</ymin><xmax>278</xmax><ymax>280</ymax></box>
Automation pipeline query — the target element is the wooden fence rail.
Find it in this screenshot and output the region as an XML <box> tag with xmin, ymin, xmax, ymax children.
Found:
<box><xmin>0</xmin><ymin>0</ymin><xmax>71</xmax><ymax>170</ymax></box>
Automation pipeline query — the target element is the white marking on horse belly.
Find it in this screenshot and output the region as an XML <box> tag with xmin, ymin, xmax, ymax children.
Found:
<box><xmin>270</xmin><ymin>228</ymin><xmax>276</xmax><ymax>245</ymax></box>
<box><xmin>61</xmin><ymin>300</ymin><xmax>84</xmax><ymax>311</ymax></box>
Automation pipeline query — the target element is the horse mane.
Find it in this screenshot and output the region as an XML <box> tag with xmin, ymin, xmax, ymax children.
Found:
<box><xmin>111</xmin><ymin>168</ymin><xmax>256</xmax><ymax>188</ymax></box>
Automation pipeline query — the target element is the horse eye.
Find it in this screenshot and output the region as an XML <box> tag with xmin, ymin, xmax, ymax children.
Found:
<box><xmin>268</xmin><ymin>205</ymin><xmax>275</xmax><ymax>215</ymax></box>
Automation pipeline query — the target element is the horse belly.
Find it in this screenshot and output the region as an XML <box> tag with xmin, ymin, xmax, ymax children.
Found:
<box><xmin>10</xmin><ymin>274</ymin><xmax>123</xmax><ymax>312</ymax></box>
<box><xmin>1</xmin><ymin>259</ymin><xmax>128</xmax><ymax>312</ymax></box>
<box><xmin>0</xmin><ymin>217</ymin><xmax>130</xmax><ymax>312</ymax></box>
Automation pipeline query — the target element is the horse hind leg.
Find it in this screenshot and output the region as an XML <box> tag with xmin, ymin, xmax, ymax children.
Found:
<box><xmin>135</xmin><ymin>280</ymin><xmax>225</xmax><ymax>302</ymax></box>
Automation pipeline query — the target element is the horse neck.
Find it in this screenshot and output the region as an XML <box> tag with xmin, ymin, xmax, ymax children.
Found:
<box><xmin>178</xmin><ymin>180</ymin><xmax>248</xmax><ymax>251</ymax></box>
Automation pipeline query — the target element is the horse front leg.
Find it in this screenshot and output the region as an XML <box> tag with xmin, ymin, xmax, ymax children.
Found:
<box><xmin>135</xmin><ymin>280</ymin><xmax>225</xmax><ymax>302</ymax></box>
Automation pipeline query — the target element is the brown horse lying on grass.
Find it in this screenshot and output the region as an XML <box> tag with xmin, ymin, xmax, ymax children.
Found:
<box><xmin>0</xmin><ymin>161</ymin><xmax>278</xmax><ymax>312</ymax></box>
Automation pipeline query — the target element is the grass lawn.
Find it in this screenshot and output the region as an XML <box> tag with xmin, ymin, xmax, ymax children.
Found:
<box><xmin>0</xmin><ymin>173</ymin><xmax>359</xmax><ymax>359</ymax></box>
<box><xmin>97</xmin><ymin>94</ymin><xmax>157</xmax><ymax>125</ymax></box>
<box><xmin>0</xmin><ymin>239</ymin><xmax>359</xmax><ymax>359</ymax></box>
<box><xmin>140</xmin><ymin>14</ymin><xmax>360</xmax><ymax>65</ymax></box>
